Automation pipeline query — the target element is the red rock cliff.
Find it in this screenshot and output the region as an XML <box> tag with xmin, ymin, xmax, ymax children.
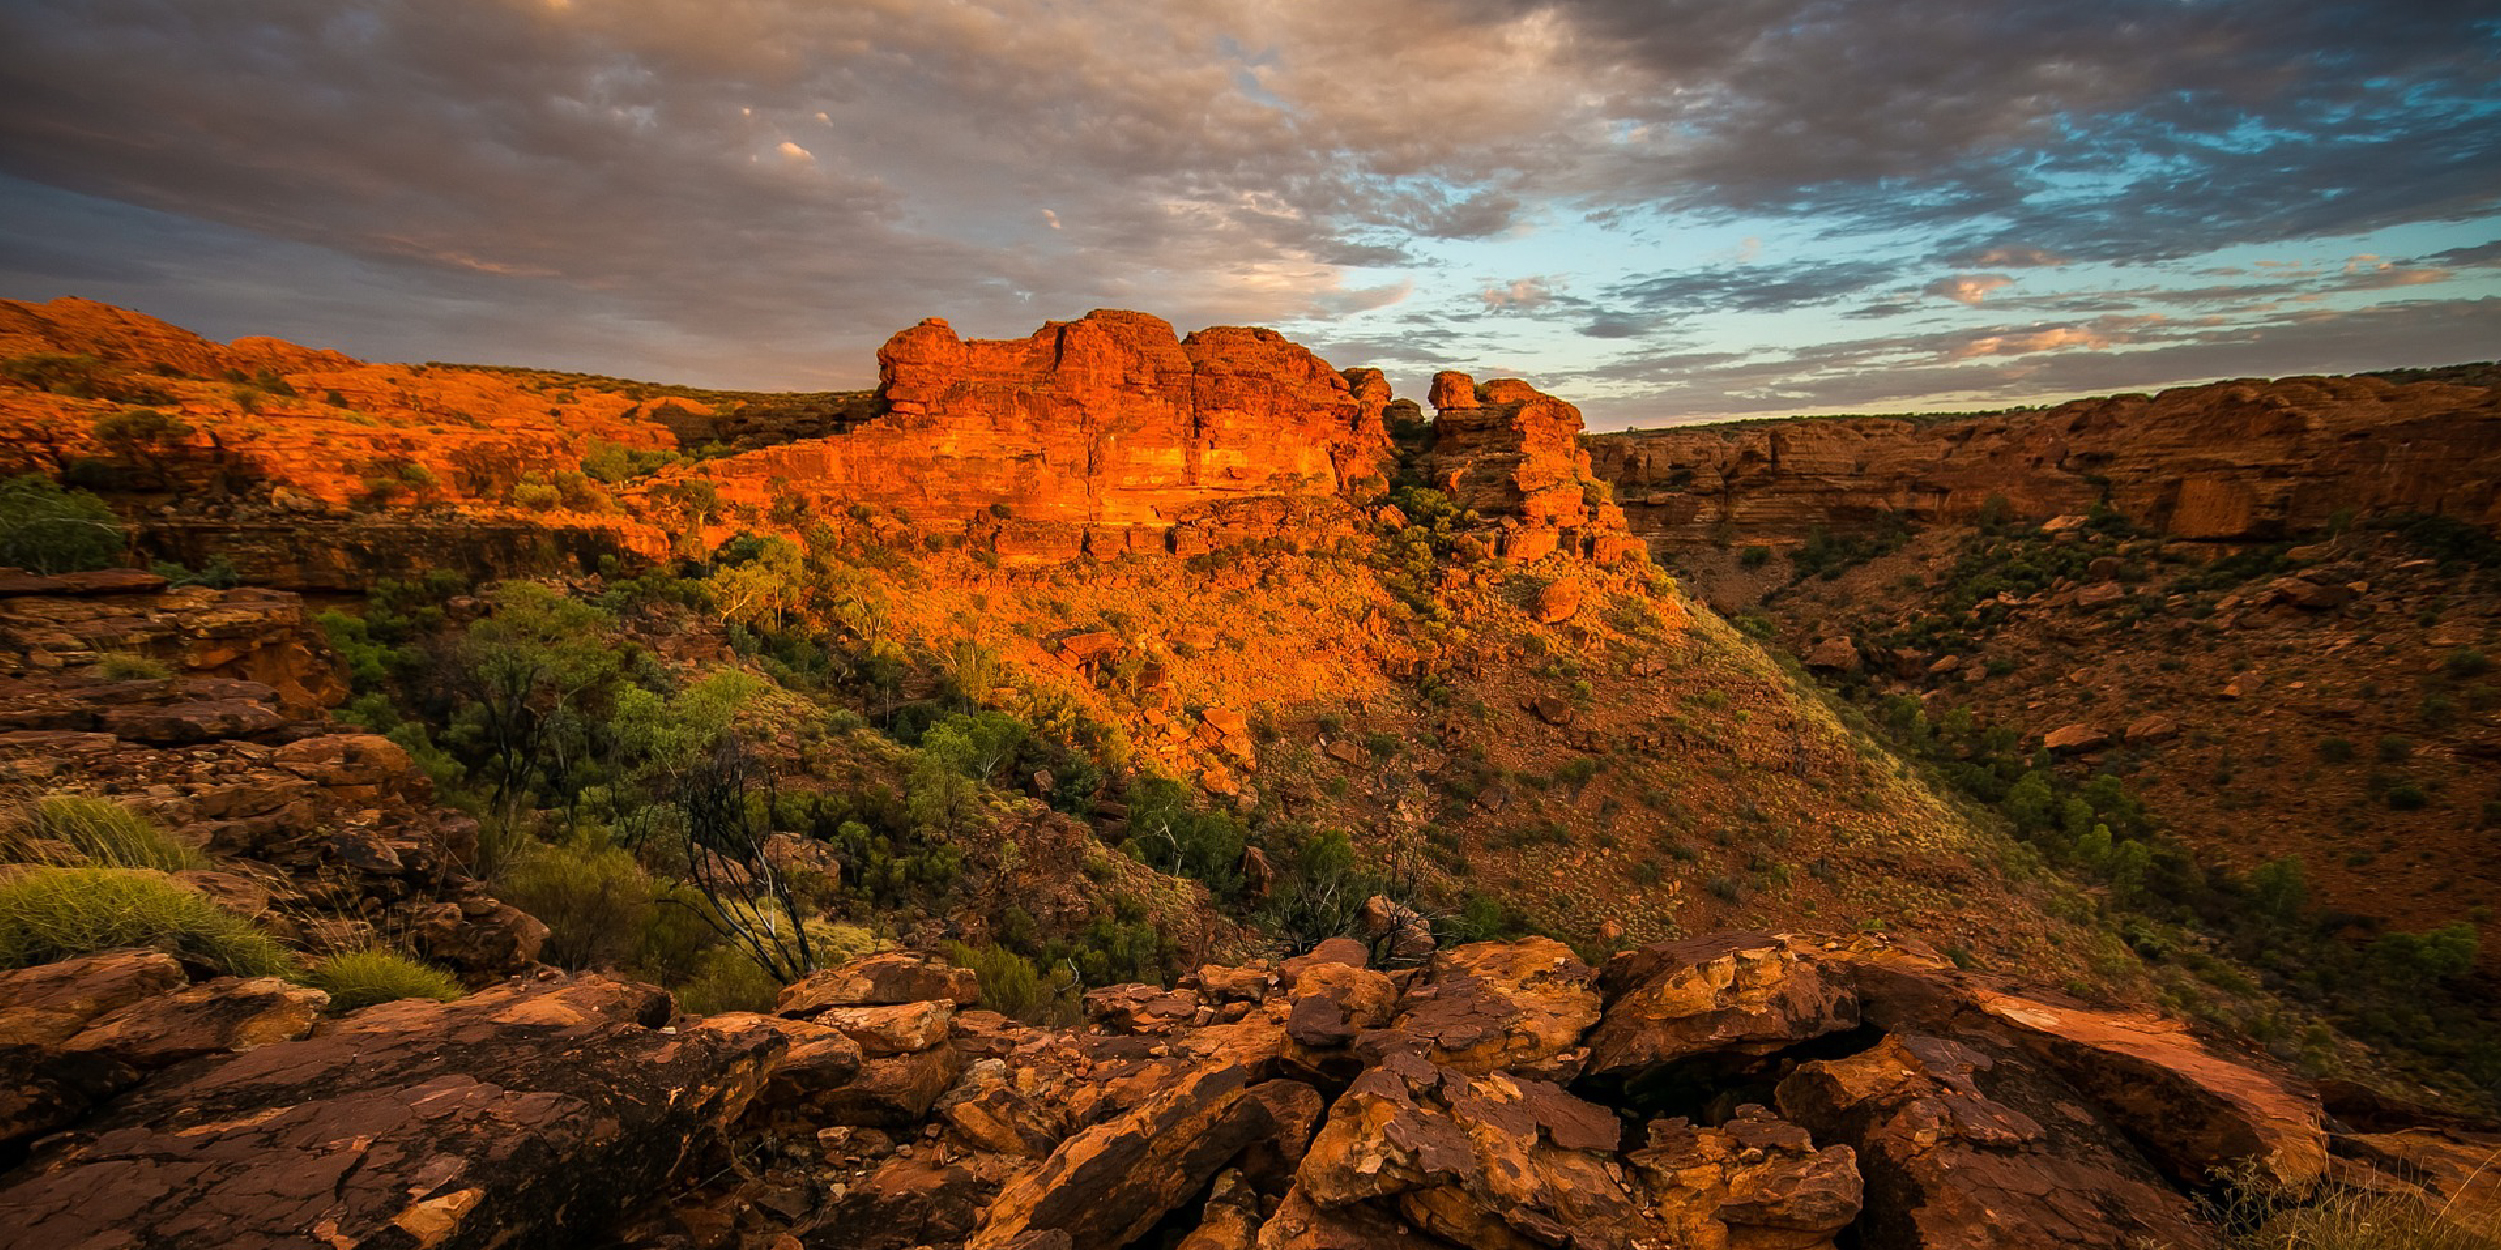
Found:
<box><xmin>645</xmin><ymin>311</ymin><xmax>1394</xmax><ymax>560</ymax></box>
<box><xmin>1588</xmin><ymin>373</ymin><xmax>2501</xmax><ymax>544</ymax></box>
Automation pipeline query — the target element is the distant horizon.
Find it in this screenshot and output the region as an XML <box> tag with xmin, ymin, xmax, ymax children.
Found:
<box><xmin>12</xmin><ymin>288</ymin><xmax>2492</xmax><ymax>435</ymax></box>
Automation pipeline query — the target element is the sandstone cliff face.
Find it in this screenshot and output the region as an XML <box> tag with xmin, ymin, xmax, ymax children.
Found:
<box><xmin>1589</xmin><ymin>374</ymin><xmax>2501</xmax><ymax>544</ymax></box>
<box><xmin>1417</xmin><ymin>370</ymin><xmax>1640</xmax><ymax>562</ymax></box>
<box><xmin>643</xmin><ymin>311</ymin><xmax>1395</xmax><ymax>563</ymax></box>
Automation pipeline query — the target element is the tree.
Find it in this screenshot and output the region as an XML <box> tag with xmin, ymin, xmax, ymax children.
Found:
<box><xmin>672</xmin><ymin>739</ymin><xmax>817</xmax><ymax>983</ymax></box>
<box><xmin>436</xmin><ymin>582</ymin><xmax>626</xmax><ymax>811</ymax></box>
<box><xmin>91</xmin><ymin>408</ymin><xmax>195</xmax><ymax>485</ymax></box>
<box><xmin>0</xmin><ymin>475</ymin><xmax>124</xmax><ymax>573</ymax></box>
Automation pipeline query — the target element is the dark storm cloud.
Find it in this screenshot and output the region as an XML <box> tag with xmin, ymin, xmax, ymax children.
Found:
<box><xmin>1538</xmin><ymin>0</ymin><xmax>2501</xmax><ymax>259</ymax></box>
<box><xmin>2424</xmin><ymin>239</ymin><xmax>2501</xmax><ymax>267</ymax></box>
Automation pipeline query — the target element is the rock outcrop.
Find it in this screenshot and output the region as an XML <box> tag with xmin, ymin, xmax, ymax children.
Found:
<box><xmin>1589</xmin><ymin>373</ymin><xmax>2501</xmax><ymax>545</ymax></box>
<box><xmin>0</xmin><ymin>570</ymin><xmax>546</xmax><ymax>977</ymax></box>
<box><xmin>641</xmin><ymin>311</ymin><xmax>1396</xmax><ymax>564</ymax></box>
<box><xmin>636</xmin><ymin>933</ymin><xmax>2451</xmax><ymax>1250</ymax></box>
<box><xmin>0</xmin><ymin>975</ymin><xmax>784</xmax><ymax>1250</ymax></box>
<box><xmin>1417</xmin><ymin>372</ymin><xmax>1641</xmax><ymax>563</ymax></box>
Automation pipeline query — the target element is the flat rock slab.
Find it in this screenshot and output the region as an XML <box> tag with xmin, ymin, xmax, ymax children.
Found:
<box><xmin>0</xmin><ymin>975</ymin><xmax>784</xmax><ymax>1250</ymax></box>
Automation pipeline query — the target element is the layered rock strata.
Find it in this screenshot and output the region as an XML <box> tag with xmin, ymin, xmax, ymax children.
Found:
<box><xmin>1589</xmin><ymin>374</ymin><xmax>2501</xmax><ymax>545</ymax></box>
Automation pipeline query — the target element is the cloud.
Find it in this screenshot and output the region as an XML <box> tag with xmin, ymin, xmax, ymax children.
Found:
<box><xmin>1949</xmin><ymin>245</ymin><xmax>2070</xmax><ymax>268</ymax></box>
<box><xmin>2423</xmin><ymin>239</ymin><xmax>2501</xmax><ymax>267</ymax></box>
<box><xmin>1480</xmin><ymin>276</ymin><xmax>1558</xmax><ymax>311</ymax></box>
<box><xmin>0</xmin><ymin>0</ymin><xmax>2491</xmax><ymax>404</ymax></box>
<box><xmin>1924</xmin><ymin>274</ymin><xmax>2014</xmax><ymax>305</ymax></box>
<box><xmin>1604</xmin><ymin>257</ymin><xmax>1900</xmax><ymax>316</ymax></box>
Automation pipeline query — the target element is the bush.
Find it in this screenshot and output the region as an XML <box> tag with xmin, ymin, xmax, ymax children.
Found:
<box><xmin>2316</xmin><ymin>735</ymin><xmax>2355</xmax><ymax>764</ymax></box>
<box><xmin>0</xmin><ymin>867</ymin><xmax>291</xmax><ymax>975</ymax></box>
<box><xmin>97</xmin><ymin>652</ymin><xmax>172</xmax><ymax>680</ymax></box>
<box><xmin>307</xmin><ymin>948</ymin><xmax>463</xmax><ymax>1011</ymax></box>
<box><xmin>1738</xmin><ymin>546</ymin><xmax>1771</xmax><ymax>569</ymax></box>
<box><xmin>674</xmin><ymin>943</ymin><xmax>784</xmax><ymax>1015</ymax></box>
<box><xmin>0</xmin><ymin>475</ymin><xmax>124</xmax><ymax>574</ymax></box>
<box><xmin>2385</xmin><ymin>781</ymin><xmax>2429</xmax><ymax>811</ymax></box>
<box><xmin>493</xmin><ymin>837</ymin><xmax>656</xmax><ymax>969</ymax></box>
<box><xmin>3</xmin><ymin>795</ymin><xmax>204</xmax><ymax>871</ymax></box>
<box><xmin>945</xmin><ymin>940</ymin><xmax>1080</xmax><ymax>1026</ymax></box>
<box><xmin>2443</xmin><ymin>648</ymin><xmax>2491</xmax><ymax>679</ymax></box>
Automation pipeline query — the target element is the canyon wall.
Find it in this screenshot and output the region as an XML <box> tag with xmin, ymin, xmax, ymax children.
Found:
<box><xmin>641</xmin><ymin>311</ymin><xmax>1396</xmax><ymax>561</ymax></box>
<box><xmin>1589</xmin><ymin>374</ymin><xmax>2501</xmax><ymax>545</ymax></box>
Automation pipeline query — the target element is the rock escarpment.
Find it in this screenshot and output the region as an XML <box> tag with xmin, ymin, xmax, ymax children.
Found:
<box><xmin>643</xmin><ymin>311</ymin><xmax>1397</xmax><ymax>564</ymax></box>
<box><xmin>1588</xmin><ymin>373</ymin><xmax>2501</xmax><ymax>545</ymax></box>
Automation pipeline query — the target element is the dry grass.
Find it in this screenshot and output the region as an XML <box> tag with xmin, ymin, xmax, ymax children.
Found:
<box><xmin>1</xmin><ymin>793</ymin><xmax>206</xmax><ymax>872</ymax></box>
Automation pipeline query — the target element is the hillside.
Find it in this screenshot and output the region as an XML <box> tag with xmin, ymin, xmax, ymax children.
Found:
<box><xmin>0</xmin><ymin>298</ymin><xmax>2496</xmax><ymax>1248</ymax></box>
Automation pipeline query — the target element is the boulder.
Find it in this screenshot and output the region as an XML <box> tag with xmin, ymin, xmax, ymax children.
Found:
<box><xmin>61</xmin><ymin>976</ymin><xmax>327</xmax><ymax>1068</ymax></box>
<box><xmin>1388</xmin><ymin>937</ymin><xmax>1600</xmax><ymax>1076</ymax></box>
<box><xmin>815</xmin><ymin>1045</ymin><xmax>967</xmax><ymax>1127</ymax></box>
<box><xmin>1972</xmin><ymin>993</ymin><xmax>2328</xmax><ymax>1193</ymax></box>
<box><xmin>778</xmin><ymin>952</ymin><xmax>981</xmax><ymax>1015</ymax></box>
<box><xmin>808</xmin><ymin>1001</ymin><xmax>957</xmax><ymax>1055</ymax></box>
<box><xmin>1804</xmin><ymin>638</ymin><xmax>1860</xmax><ymax>673</ymax></box>
<box><xmin>1776</xmin><ymin>1034</ymin><xmax>2214</xmax><ymax>1250</ymax></box>
<box><xmin>1625</xmin><ymin>1107</ymin><xmax>1862</xmax><ymax>1249</ymax></box>
<box><xmin>970</xmin><ymin>1060</ymin><xmax>1322</xmax><ymax>1249</ymax></box>
<box><xmin>1294</xmin><ymin>1048</ymin><xmax>1653</xmax><ymax>1247</ymax></box>
<box><xmin>1587</xmin><ymin>934</ymin><xmax>1859</xmax><ymax>1077</ymax></box>
<box><xmin>2041</xmin><ymin>723</ymin><xmax>2110</xmax><ymax>754</ymax></box>
<box><xmin>0</xmin><ymin>950</ymin><xmax>186</xmax><ymax>1047</ymax></box>
<box><xmin>1532</xmin><ymin>579</ymin><xmax>1584</xmax><ymax>624</ymax></box>
<box><xmin>2122</xmin><ymin>713</ymin><xmax>2180</xmax><ymax>744</ymax></box>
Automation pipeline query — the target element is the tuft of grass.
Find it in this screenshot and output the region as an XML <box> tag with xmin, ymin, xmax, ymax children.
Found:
<box><xmin>3</xmin><ymin>794</ymin><xmax>205</xmax><ymax>871</ymax></box>
<box><xmin>306</xmin><ymin>948</ymin><xmax>463</xmax><ymax>1011</ymax></box>
<box><xmin>2216</xmin><ymin>1158</ymin><xmax>2500</xmax><ymax>1250</ymax></box>
<box><xmin>0</xmin><ymin>866</ymin><xmax>291</xmax><ymax>976</ymax></box>
<box><xmin>96</xmin><ymin>652</ymin><xmax>172</xmax><ymax>681</ymax></box>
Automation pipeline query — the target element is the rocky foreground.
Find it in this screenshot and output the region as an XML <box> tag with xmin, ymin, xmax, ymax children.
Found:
<box><xmin>4</xmin><ymin>928</ymin><xmax>2494</xmax><ymax>1249</ymax></box>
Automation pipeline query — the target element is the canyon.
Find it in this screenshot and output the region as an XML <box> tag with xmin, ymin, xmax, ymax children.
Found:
<box><xmin>0</xmin><ymin>296</ymin><xmax>2497</xmax><ymax>1249</ymax></box>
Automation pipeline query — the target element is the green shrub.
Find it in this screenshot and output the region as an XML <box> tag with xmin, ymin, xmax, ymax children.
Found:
<box><xmin>2385</xmin><ymin>781</ymin><xmax>2429</xmax><ymax>811</ymax></box>
<box><xmin>4</xmin><ymin>795</ymin><xmax>204</xmax><ymax>871</ymax></box>
<box><xmin>674</xmin><ymin>943</ymin><xmax>783</xmax><ymax>1015</ymax></box>
<box><xmin>2316</xmin><ymin>736</ymin><xmax>2355</xmax><ymax>764</ymax></box>
<box><xmin>2378</xmin><ymin>734</ymin><xmax>2414</xmax><ymax>763</ymax></box>
<box><xmin>0</xmin><ymin>475</ymin><xmax>124</xmax><ymax>574</ymax></box>
<box><xmin>494</xmin><ymin>836</ymin><xmax>656</xmax><ymax>969</ymax></box>
<box><xmin>1738</xmin><ymin>546</ymin><xmax>1771</xmax><ymax>569</ymax></box>
<box><xmin>2443</xmin><ymin>648</ymin><xmax>2492</xmax><ymax>679</ymax></box>
<box><xmin>0</xmin><ymin>867</ymin><xmax>290</xmax><ymax>975</ymax></box>
<box><xmin>97</xmin><ymin>652</ymin><xmax>172</xmax><ymax>681</ymax></box>
<box><xmin>307</xmin><ymin>948</ymin><xmax>463</xmax><ymax>1011</ymax></box>
<box><xmin>945</xmin><ymin>940</ymin><xmax>1080</xmax><ymax>1026</ymax></box>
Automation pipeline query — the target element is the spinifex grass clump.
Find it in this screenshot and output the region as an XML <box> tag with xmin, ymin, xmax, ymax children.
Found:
<box><xmin>305</xmin><ymin>948</ymin><xmax>464</xmax><ymax>1011</ymax></box>
<box><xmin>2</xmin><ymin>794</ymin><xmax>206</xmax><ymax>871</ymax></box>
<box><xmin>0</xmin><ymin>866</ymin><xmax>290</xmax><ymax>976</ymax></box>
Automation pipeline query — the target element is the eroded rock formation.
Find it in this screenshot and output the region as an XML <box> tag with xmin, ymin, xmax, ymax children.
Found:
<box><xmin>641</xmin><ymin>311</ymin><xmax>1396</xmax><ymax>564</ymax></box>
<box><xmin>1418</xmin><ymin>371</ymin><xmax>1642</xmax><ymax>563</ymax></box>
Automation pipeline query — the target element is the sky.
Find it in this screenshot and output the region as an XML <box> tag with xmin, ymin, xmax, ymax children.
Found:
<box><xmin>0</xmin><ymin>1</ymin><xmax>2496</xmax><ymax>428</ymax></box>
